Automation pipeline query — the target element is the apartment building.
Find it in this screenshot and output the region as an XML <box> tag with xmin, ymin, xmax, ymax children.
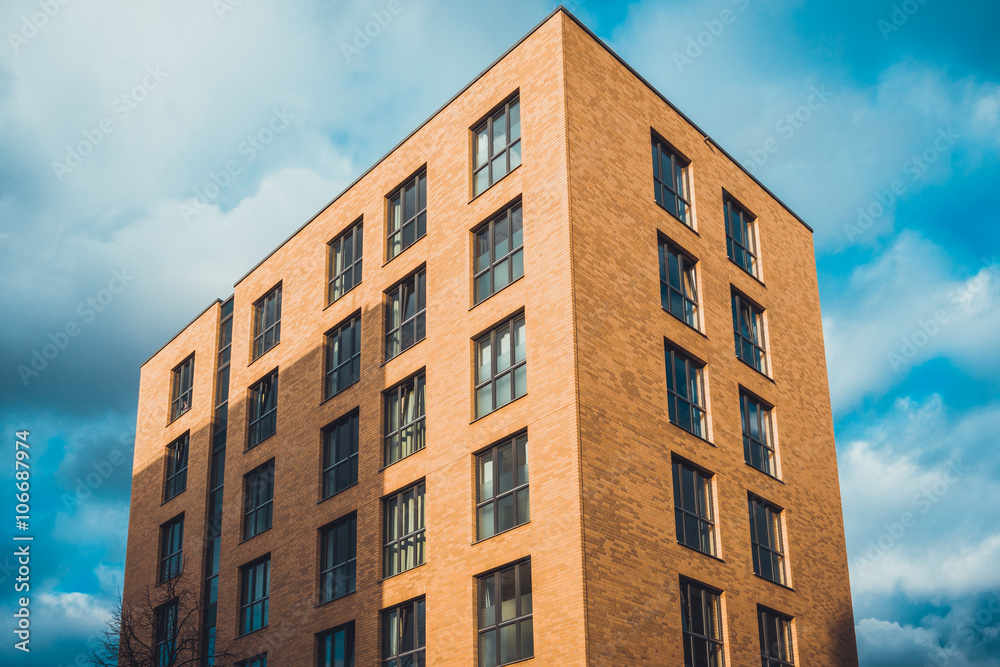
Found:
<box><xmin>123</xmin><ymin>8</ymin><xmax>858</xmax><ymax>666</ymax></box>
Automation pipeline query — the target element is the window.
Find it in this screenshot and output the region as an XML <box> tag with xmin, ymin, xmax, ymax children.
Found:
<box><xmin>725</xmin><ymin>196</ymin><xmax>758</xmax><ymax>276</ymax></box>
<box><xmin>382</xmin><ymin>598</ymin><xmax>425</xmax><ymax>666</ymax></box>
<box><xmin>385</xmin><ymin>270</ymin><xmax>426</xmax><ymax>360</ymax></box>
<box><xmin>474</xmin><ymin>97</ymin><xmax>521</xmax><ymax>196</ymax></box>
<box><xmin>749</xmin><ymin>496</ymin><xmax>786</xmax><ymax>585</ymax></box>
<box><xmin>154</xmin><ymin>600</ymin><xmax>177</xmax><ymax>667</ymax></box>
<box><xmin>665</xmin><ymin>345</ymin><xmax>707</xmax><ymax>438</ymax></box>
<box><xmin>384</xmin><ymin>374</ymin><xmax>426</xmax><ymax>466</ymax></box>
<box><xmin>171</xmin><ymin>356</ymin><xmax>194</xmax><ymax>421</ymax></box>
<box><xmin>672</xmin><ymin>460</ymin><xmax>715</xmax><ymax>556</ymax></box>
<box><xmin>320</xmin><ymin>514</ymin><xmax>357</xmax><ymax>603</ymax></box>
<box><xmin>474</xmin><ymin>203</ymin><xmax>524</xmax><ymax>304</ymax></box>
<box><xmin>240</xmin><ymin>556</ymin><xmax>270</xmax><ymax>635</ymax></box>
<box><xmin>679</xmin><ymin>579</ymin><xmax>724</xmax><ymax>667</ymax></box>
<box><xmin>652</xmin><ymin>137</ymin><xmax>691</xmax><ymax>225</ymax></box>
<box><xmin>319</xmin><ymin>623</ymin><xmax>354</xmax><ymax>667</ymax></box>
<box><xmin>387</xmin><ymin>172</ymin><xmax>427</xmax><ymax>260</ymax></box>
<box><xmin>383</xmin><ymin>482</ymin><xmax>425</xmax><ymax>577</ymax></box>
<box><xmin>159</xmin><ymin>516</ymin><xmax>184</xmax><ymax>582</ymax></box>
<box><xmin>329</xmin><ymin>219</ymin><xmax>363</xmax><ymax>303</ymax></box>
<box><xmin>658</xmin><ymin>240</ymin><xmax>699</xmax><ymax>328</ymax></box>
<box><xmin>741</xmin><ymin>393</ymin><xmax>776</xmax><ymax>476</ymax></box>
<box><xmin>244</xmin><ymin>460</ymin><xmax>274</xmax><ymax>540</ymax></box>
<box><xmin>475</xmin><ymin>315</ymin><xmax>526</xmax><ymax>418</ymax></box>
<box><xmin>252</xmin><ymin>285</ymin><xmax>282</xmax><ymax>359</ymax></box>
<box><xmin>248</xmin><ymin>371</ymin><xmax>278</xmax><ymax>447</ymax></box>
<box><xmin>478</xmin><ymin>560</ymin><xmax>533</xmax><ymax>667</ymax></box>
<box><xmin>476</xmin><ymin>434</ymin><xmax>529</xmax><ymax>541</ymax></box>
<box><xmin>732</xmin><ymin>293</ymin><xmax>766</xmax><ymax>372</ymax></box>
<box><xmin>163</xmin><ymin>434</ymin><xmax>188</xmax><ymax>501</ymax></box>
<box><xmin>238</xmin><ymin>655</ymin><xmax>267</xmax><ymax>667</ymax></box>
<box><xmin>325</xmin><ymin>315</ymin><xmax>361</xmax><ymax>399</ymax></box>
<box><xmin>759</xmin><ymin>608</ymin><xmax>795</xmax><ymax>667</ymax></box>
<box><xmin>323</xmin><ymin>411</ymin><xmax>359</xmax><ymax>499</ymax></box>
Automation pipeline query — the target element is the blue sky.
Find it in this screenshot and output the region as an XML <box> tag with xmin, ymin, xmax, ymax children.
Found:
<box><xmin>0</xmin><ymin>1</ymin><xmax>997</xmax><ymax>665</ymax></box>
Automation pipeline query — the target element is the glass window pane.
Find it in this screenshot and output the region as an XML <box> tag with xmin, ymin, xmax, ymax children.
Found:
<box><xmin>479</xmin><ymin>454</ymin><xmax>494</xmax><ymax>500</ymax></box>
<box><xmin>492</xmin><ymin>110</ymin><xmax>507</xmax><ymax>148</ymax></box>
<box><xmin>509</xmin><ymin>101</ymin><xmax>520</xmax><ymax>140</ymax></box>
<box><xmin>509</xmin><ymin>140</ymin><xmax>521</xmax><ymax>170</ymax></box>
<box><xmin>476</xmin><ymin>128</ymin><xmax>489</xmax><ymax>168</ymax></box>
<box><xmin>500</xmin><ymin>568</ymin><xmax>516</xmax><ymax>621</ymax></box>
<box><xmin>476</xmin><ymin>229</ymin><xmax>491</xmax><ymax>272</ymax></box>
<box><xmin>496</xmin><ymin>327</ymin><xmax>511</xmax><ymax>372</ymax></box>
<box><xmin>491</xmin><ymin>153</ymin><xmax>507</xmax><ymax>180</ymax></box>
<box><xmin>478</xmin><ymin>504</ymin><xmax>495</xmax><ymax>540</ymax></box>
<box><xmin>494</xmin><ymin>217</ymin><xmax>509</xmax><ymax>257</ymax></box>
<box><xmin>513</xmin><ymin>364</ymin><xmax>527</xmax><ymax>399</ymax></box>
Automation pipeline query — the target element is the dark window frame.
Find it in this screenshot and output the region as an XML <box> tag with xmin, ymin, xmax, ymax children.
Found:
<box><xmin>163</xmin><ymin>433</ymin><xmax>189</xmax><ymax>501</ymax></box>
<box><xmin>679</xmin><ymin>578</ymin><xmax>725</xmax><ymax>667</ymax></box>
<box><xmin>383</xmin><ymin>481</ymin><xmax>426</xmax><ymax>578</ymax></box>
<box><xmin>322</xmin><ymin>410</ymin><xmax>360</xmax><ymax>500</ymax></box>
<box><xmin>383</xmin><ymin>373</ymin><xmax>426</xmax><ymax>467</ymax></box>
<box><xmin>477</xmin><ymin>559</ymin><xmax>533</xmax><ymax>667</ymax></box>
<box><xmin>154</xmin><ymin>599</ymin><xmax>178</xmax><ymax>667</ymax></box>
<box><xmin>170</xmin><ymin>355</ymin><xmax>194</xmax><ymax>422</ymax></box>
<box><xmin>247</xmin><ymin>370</ymin><xmax>278</xmax><ymax>448</ymax></box>
<box><xmin>652</xmin><ymin>134</ymin><xmax>692</xmax><ymax>226</ymax></box>
<box><xmin>658</xmin><ymin>238</ymin><xmax>699</xmax><ymax>329</ymax></box>
<box><xmin>319</xmin><ymin>513</ymin><xmax>357</xmax><ymax>604</ymax></box>
<box><xmin>252</xmin><ymin>284</ymin><xmax>282</xmax><ymax>360</ymax></box>
<box><xmin>318</xmin><ymin>622</ymin><xmax>355</xmax><ymax>667</ymax></box>
<box><xmin>473</xmin><ymin>95</ymin><xmax>521</xmax><ymax>197</ymax></box>
<box><xmin>382</xmin><ymin>597</ymin><xmax>426</xmax><ymax>665</ymax></box>
<box><xmin>749</xmin><ymin>495</ymin><xmax>787</xmax><ymax>586</ymax></box>
<box><xmin>239</xmin><ymin>555</ymin><xmax>270</xmax><ymax>636</ymax></box>
<box><xmin>236</xmin><ymin>654</ymin><xmax>267</xmax><ymax>667</ymax></box>
<box><xmin>476</xmin><ymin>432</ymin><xmax>529</xmax><ymax>541</ymax></box>
<box><xmin>384</xmin><ymin>268</ymin><xmax>426</xmax><ymax>361</ymax></box>
<box><xmin>243</xmin><ymin>460</ymin><xmax>274</xmax><ymax>540</ymax></box>
<box><xmin>724</xmin><ymin>195</ymin><xmax>759</xmax><ymax>277</ymax></box>
<box><xmin>759</xmin><ymin>606</ymin><xmax>795</xmax><ymax>667</ymax></box>
<box><xmin>473</xmin><ymin>201</ymin><xmax>524</xmax><ymax>305</ymax></box>
<box><xmin>159</xmin><ymin>514</ymin><xmax>184</xmax><ymax>583</ymax></box>
<box><xmin>741</xmin><ymin>391</ymin><xmax>776</xmax><ymax>477</ymax></box>
<box><xmin>325</xmin><ymin>314</ymin><xmax>361</xmax><ymax>399</ymax></box>
<box><xmin>732</xmin><ymin>291</ymin><xmax>767</xmax><ymax>373</ymax></box>
<box><xmin>328</xmin><ymin>218</ymin><xmax>363</xmax><ymax>304</ymax></box>
<box><xmin>474</xmin><ymin>314</ymin><xmax>527</xmax><ymax>419</ymax></box>
<box><xmin>665</xmin><ymin>343</ymin><xmax>707</xmax><ymax>439</ymax></box>
<box><xmin>672</xmin><ymin>458</ymin><xmax>716</xmax><ymax>556</ymax></box>
<box><xmin>386</xmin><ymin>170</ymin><xmax>427</xmax><ymax>261</ymax></box>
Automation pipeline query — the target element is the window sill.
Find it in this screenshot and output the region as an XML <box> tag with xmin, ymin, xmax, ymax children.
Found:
<box><xmin>472</xmin><ymin>519</ymin><xmax>531</xmax><ymax>546</ymax></box>
<box><xmin>166</xmin><ymin>408</ymin><xmax>191</xmax><ymax>427</ymax></box>
<box><xmin>319</xmin><ymin>379</ymin><xmax>360</xmax><ymax>406</ymax></box>
<box><xmin>248</xmin><ymin>341</ymin><xmax>280</xmax><ymax>368</ymax></box>
<box><xmin>728</xmin><ymin>257</ymin><xmax>766</xmax><ymax>288</ymax></box>
<box><xmin>470</xmin><ymin>391</ymin><xmax>528</xmax><ymax>424</ymax></box>
<box><xmin>381</xmin><ymin>337</ymin><xmax>427</xmax><ymax>368</ymax></box>
<box><xmin>315</xmin><ymin>589</ymin><xmax>356</xmax><ymax>609</ymax></box>
<box><xmin>236</xmin><ymin>625</ymin><xmax>269</xmax><ymax>640</ymax></box>
<box><xmin>323</xmin><ymin>282</ymin><xmax>362</xmax><ymax>311</ymax></box>
<box><xmin>753</xmin><ymin>573</ymin><xmax>794</xmax><ymax>592</ymax></box>
<box><xmin>317</xmin><ymin>481</ymin><xmax>359</xmax><ymax>504</ymax></box>
<box><xmin>675</xmin><ymin>540</ymin><xmax>725</xmax><ymax>563</ymax></box>
<box><xmin>735</xmin><ymin>357</ymin><xmax>775</xmax><ymax>384</ymax></box>
<box><xmin>662</xmin><ymin>308</ymin><xmax>708</xmax><ymax>339</ymax></box>
<box><xmin>667</xmin><ymin>421</ymin><xmax>714</xmax><ymax>447</ymax></box>
<box><xmin>469</xmin><ymin>164</ymin><xmax>521</xmax><ymax>204</ymax></box>
<box><xmin>155</xmin><ymin>573</ymin><xmax>182</xmax><ymax>588</ymax></box>
<box><xmin>160</xmin><ymin>491</ymin><xmax>186</xmax><ymax>507</ymax></box>
<box><xmin>380</xmin><ymin>560</ymin><xmax>427</xmax><ymax>583</ymax></box>
<box><xmin>238</xmin><ymin>526</ymin><xmax>272</xmax><ymax>545</ymax></box>
<box><xmin>246</xmin><ymin>432</ymin><xmax>276</xmax><ymax>452</ymax></box>
<box><xmin>382</xmin><ymin>233</ymin><xmax>427</xmax><ymax>269</ymax></box>
<box><xmin>380</xmin><ymin>446</ymin><xmax>427</xmax><ymax>473</ymax></box>
<box><xmin>470</xmin><ymin>273</ymin><xmax>525</xmax><ymax>311</ymax></box>
<box><xmin>745</xmin><ymin>461</ymin><xmax>784</xmax><ymax>484</ymax></box>
<box><xmin>654</xmin><ymin>200</ymin><xmax>698</xmax><ymax>235</ymax></box>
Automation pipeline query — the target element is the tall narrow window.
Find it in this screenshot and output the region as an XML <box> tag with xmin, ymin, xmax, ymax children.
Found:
<box><xmin>382</xmin><ymin>598</ymin><xmax>426</xmax><ymax>666</ymax></box>
<box><xmin>384</xmin><ymin>374</ymin><xmax>426</xmax><ymax>466</ymax></box>
<box><xmin>385</xmin><ymin>270</ymin><xmax>426</xmax><ymax>360</ymax></box>
<box><xmin>164</xmin><ymin>434</ymin><xmax>189</xmax><ymax>501</ymax></box>
<box><xmin>248</xmin><ymin>371</ymin><xmax>278</xmax><ymax>448</ymax></box>
<box><xmin>741</xmin><ymin>393</ymin><xmax>776</xmax><ymax>476</ymax></box>
<box><xmin>725</xmin><ymin>196</ymin><xmax>758</xmax><ymax>276</ymax></box>
<box><xmin>243</xmin><ymin>460</ymin><xmax>274</xmax><ymax>540</ymax></box>
<box><xmin>154</xmin><ymin>600</ymin><xmax>178</xmax><ymax>667</ymax></box>
<box><xmin>473</xmin><ymin>97</ymin><xmax>521</xmax><ymax>196</ymax></box>
<box><xmin>652</xmin><ymin>137</ymin><xmax>691</xmax><ymax>225</ymax></box>
<box><xmin>759</xmin><ymin>608</ymin><xmax>795</xmax><ymax>667</ymax></box>
<box><xmin>474</xmin><ymin>203</ymin><xmax>524</xmax><ymax>304</ymax></box>
<box><xmin>320</xmin><ymin>514</ymin><xmax>357</xmax><ymax>603</ymax></box>
<box><xmin>672</xmin><ymin>460</ymin><xmax>715</xmax><ymax>556</ymax></box>
<box><xmin>665</xmin><ymin>345</ymin><xmax>707</xmax><ymax>438</ymax></box>
<box><xmin>679</xmin><ymin>579</ymin><xmax>724</xmax><ymax>667</ymax></box>
<box><xmin>383</xmin><ymin>482</ymin><xmax>426</xmax><ymax>577</ymax></box>
<box><xmin>319</xmin><ymin>623</ymin><xmax>354</xmax><ymax>667</ymax></box>
<box><xmin>171</xmin><ymin>356</ymin><xmax>194</xmax><ymax>421</ymax></box>
<box><xmin>732</xmin><ymin>293</ymin><xmax>766</xmax><ymax>372</ymax></box>
<box><xmin>240</xmin><ymin>556</ymin><xmax>270</xmax><ymax>635</ymax></box>
<box><xmin>325</xmin><ymin>315</ymin><xmax>361</xmax><ymax>399</ymax></box>
<box><xmin>159</xmin><ymin>515</ymin><xmax>184</xmax><ymax>582</ymax></box>
<box><xmin>323</xmin><ymin>411</ymin><xmax>359</xmax><ymax>499</ymax></box>
<box><xmin>475</xmin><ymin>314</ymin><xmax>527</xmax><ymax>418</ymax></box>
<box><xmin>749</xmin><ymin>496</ymin><xmax>786</xmax><ymax>585</ymax></box>
<box><xmin>387</xmin><ymin>172</ymin><xmax>427</xmax><ymax>260</ymax></box>
<box><xmin>478</xmin><ymin>560</ymin><xmax>533</xmax><ymax>667</ymax></box>
<box><xmin>476</xmin><ymin>434</ymin><xmax>529</xmax><ymax>541</ymax></box>
<box><xmin>252</xmin><ymin>286</ymin><xmax>282</xmax><ymax>359</ymax></box>
<box><xmin>329</xmin><ymin>219</ymin><xmax>363</xmax><ymax>303</ymax></box>
<box><xmin>658</xmin><ymin>240</ymin><xmax>699</xmax><ymax>328</ymax></box>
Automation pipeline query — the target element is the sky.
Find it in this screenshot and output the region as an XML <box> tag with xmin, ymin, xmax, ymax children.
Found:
<box><xmin>0</xmin><ymin>0</ymin><xmax>997</xmax><ymax>665</ymax></box>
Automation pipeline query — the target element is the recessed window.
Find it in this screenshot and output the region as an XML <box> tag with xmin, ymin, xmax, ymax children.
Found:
<box><xmin>385</xmin><ymin>269</ymin><xmax>426</xmax><ymax>361</ymax></box>
<box><xmin>244</xmin><ymin>460</ymin><xmax>274</xmax><ymax>540</ymax></box>
<box><xmin>384</xmin><ymin>374</ymin><xmax>426</xmax><ymax>467</ymax></box>
<box><xmin>164</xmin><ymin>434</ymin><xmax>189</xmax><ymax>501</ymax></box>
<box><xmin>478</xmin><ymin>560</ymin><xmax>533</xmax><ymax>667</ymax></box>
<box><xmin>732</xmin><ymin>292</ymin><xmax>766</xmax><ymax>373</ymax></box>
<box><xmin>383</xmin><ymin>482</ymin><xmax>426</xmax><ymax>577</ymax></box>
<box><xmin>382</xmin><ymin>598</ymin><xmax>425</xmax><ymax>665</ymax></box>
<box><xmin>159</xmin><ymin>515</ymin><xmax>184</xmax><ymax>583</ymax></box>
<box><xmin>725</xmin><ymin>196</ymin><xmax>759</xmax><ymax>276</ymax></box>
<box><xmin>320</xmin><ymin>514</ymin><xmax>356</xmax><ymax>603</ymax></box>
<box><xmin>325</xmin><ymin>315</ymin><xmax>361</xmax><ymax>399</ymax></box>
<box><xmin>759</xmin><ymin>607</ymin><xmax>795</xmax><ymax>667</ymax></box>
<box><xmin>329</xmin><ymin>219</ymin><xmax>363</xmax><ymax>304</ymax></box>
<box><xmin>240</xmin><ymin>556</ymin><xmax>270</xmax><ymax>635</ymax></box>
<box><xmin>749</xmin><ymin>495</ymin><xmax>786</xmax><ymax>585</ymax></box>
<box><xmin>672</xmin><ymin>460</ymin><xmax>715</xmax><ymax>556</ymax></box>
<box><xmin>474</xmin><ymin>203</ymin><xmax>524</xmax><ymax>305</ymax></box>
<box><xmin>652</xmin><ymin>136</ymin><xmax>691</xmax><ymax>225</ymax></box>
<box><xmin>154</xmin><ymin>600</ymin><xmax>177</xmax><ymax>667</ymax></box>
<box><xmin>248</xmin><ymin>370</ymin><xmax>278</xmax><ymax>448</ymax></box>
<box><xmin>658</xmin><ymin>239</ymin><xmax>699</xmax><ymax>328</ymax></box>
<box><xmin>473</xmin><ymin>97</ymin><xmax>521</xmax><ymax>196</ymax></box>
<box><xmin>237</xmin><ymin>654</ymin><xmax>267</xmax><ymax>667</ymax></box>
<box><xmin>387</xmin><ymin>172</ymin><xmax>427</xmax><ymax>261</ymax></box>
<box><xmin>170</xmin><ymin>356</ymin><xmax>194</xmax><ymax>421</ymax></box>
<box><xmin>665</xmin><ymin>344</ymin><xmax>707</xmax><ymax>438</ymax></box>
<box><xmin>319</xmin><ymin>623</ymin><xmax>354</xmax><ymax>667</ymax></box>
<box><xmin>253</xmin><ymin>285</ymin><xmax>282</xmax><ymax>360</ymax></box>
<box><xmin>679</xmin><ymin>579</ymin><xmax>724</xmax><ymax>667</ymax></box>
<box><xmin>475</xmin><ymin>314</ymin><xmax>526</xmax><ymax>418</ymax></box>
<box><xmin>322</xmin><ymin>411</ymin><xmax>359</xmax><ymax>499</ymax></box>
<box><xmin>476</xmin><ymin>433</ymin><xmax>529</xmax><ymax>541</ymax></box>
<box><xmin>741</xmin><ymin>393</ymin><xmax>776</xmax><ymax>476</ymax></box>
